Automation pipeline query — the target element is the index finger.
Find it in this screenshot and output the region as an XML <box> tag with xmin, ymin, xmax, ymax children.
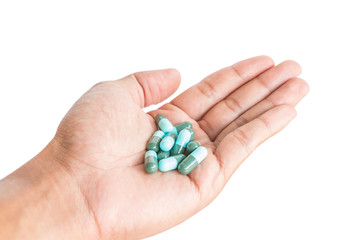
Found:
<box><xmin>171</xmin><ymin>56</ymin><xmax>274</xmax><ymax>120</ymax></box>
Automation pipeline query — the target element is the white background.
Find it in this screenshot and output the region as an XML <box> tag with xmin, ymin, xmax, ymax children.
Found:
<box><xmin>1</xmin><ymin>1</ymin><xmax>359</xmax><ymax>239</ymax></box>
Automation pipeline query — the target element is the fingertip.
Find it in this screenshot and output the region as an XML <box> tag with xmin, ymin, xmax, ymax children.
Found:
<box><xmin>291</xmin><ymin>78</ymin><xmax>310</xmax><ymax>95</ymax></box>
<box><xmin>293</xmin><ymin>108</ymin><xmax>298</xmax><ymax>118</ymax></box>
<box><xmin>134</xmin><ymin>68</ymin><xmax>181</xmax><ymax>106</ymax></box>
<box><xmin>257</xmin><ymin>55</ymin><xmax>275</xmax><ymax>67</ymax></box>
<box><xmin>281</xmin><ymin>60</ymin><xmax>302</xmax><ymax>75</ymax></box>
<box><xmin>164</xmin><ymin>68</ymin><xmax>181</xmax><ymax>79</ymax></box>
<box><xmin>162</xmin><ymin>68</ymin><xmax>181</xmax><ymax>91</ymax></box>
<box><xmin>301</xmin><ymin>78</ymin><xmax>310</xmax><ymax>95</ymax></box>
<box><xmin>282</xmin><ymin>77</ymin><xmax>310</xmax><ymax>98</ymax></box>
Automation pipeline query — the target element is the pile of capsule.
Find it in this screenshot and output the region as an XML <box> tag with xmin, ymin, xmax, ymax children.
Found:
<box><xmin>144</xmin><ymin>113</ymin><xmax>208</xmax><ymax>175</ymax></box>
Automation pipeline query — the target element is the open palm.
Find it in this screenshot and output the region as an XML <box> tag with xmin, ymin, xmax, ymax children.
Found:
<box><xmin>55</xmin><ymin>56</ymin><xmax>308</xmax><ymax>239</ymax></box>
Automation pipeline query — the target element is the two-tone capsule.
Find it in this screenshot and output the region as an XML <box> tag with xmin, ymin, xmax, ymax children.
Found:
<box><xmin>171</xmin><ymin>127</ymin><xmax>194</xmax><ymax>155</ymax></box>
<box><xmin>159</xmin><ymin>154</ymin><xmax>186</xmax><ymax>172</ymax></box>
<box><xmin>174</xmin><ymin>121</ymin><xmax>192</xmax><ymax>133</ymax></box>
<box><xmin>186</xmin><ymin>140</ymin><xmax>201</xmax><ymax>153</ymax></box>
<box><xmin>146</xmin><ymin>130</ymin><xmax>165</xmax><ymax>152</ymax></box>
<box><xmin>178</xmin><ymin>146</ymin><xmax>208</xmax><ymax>175</ymax></box>
<box><xmin>160</xmin><ymin>133</ymin><xmax>177</xmax><ymax>151</ymax></box>
<box><xmin>155</xmin><ymin>113</ymin><xmax>174</xmax><ymax>133</ymax></box>
<box><xmin>144</xmin><ymin>150</ymin><xmax>158</xmax><ymax>174</ymax></box>
<box><xmin>169</xmin><ymin>127</ymin><xmax>178</xmax><ymax>135</ymax></box>
<box><xmin>168</xmin><ymin>121</ymin><xmax>193</xmax><ymax>135</ymax></box>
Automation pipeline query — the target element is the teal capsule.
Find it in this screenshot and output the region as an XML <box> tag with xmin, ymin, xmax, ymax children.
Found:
<box><xmin>155</xmin><ymin>113</ymin><xmax>174</xmax><ymax>133</ymax></box>
<box><xmin>169</xmin><ymin>127</ymin><xmax>178</xmax><ymax>135</ymax></box>
<box><xmin>171</xmin><ymin>127</ymin><xmax>194</xmax><ymax>155</ymax></box>
<box><xmin>186</xmin><ymin>140</ymin><xmax>201</xmax><ymax>153</ymax></box>
<box><xmin>146</xmin><ymin>130</ymin><xmax>165</xmax><ymax>152</ymax></box>
<box><xmin>159</xmin><ymin>154</ymin><xmax>186</xmax><ymax>172</ymax></box>
<box><xmin>160</xmin><ymin>132</ymin><xmax>176</xmax><ymax>151</ymax></box>
<box><xmin>144</xmin><ymin>150</ymin><xmax>158</xmax><ymax>174</ymax></box>
<box><xmin>178</xmin><ymin>146</ymin><xmax>208</xmax><ymax>175</ymax></box>
<box><xmin>158</xmin><ymin>150</ymin><xmax>170</xmax><ymax>160</ymax></box>
<box><xmin>174</xmin><ymin>121</ymin><xmax>193</xmax><ymax>133</ymax></box>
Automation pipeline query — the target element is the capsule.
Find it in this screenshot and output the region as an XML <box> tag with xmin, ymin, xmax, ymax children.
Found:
<box><xmin>174</xmin><ymin>121</ymin><xmax>193</xmax><ymax>133</ymax></box>
<box><xmin>158</xmin><ymin>150</ymin><xmax>170</xmax><ymax>160</ymax></box>
<box><xmin>169</xmin><ymin>127</ymin><xmax>178</xmax><ymax>135</ymax></box>
<box><xmin>155</xmin><ymin>113</ymin><xmax>174</xmax><ymax>133</ymax></box>
<box><xmin>146</xmin><ymin>130</ymin><xmax>165</xmax><ymax>152</ymax></box>
<box><xmin>160</xmin><ymin>132</ymin><xmax>176</xmax><ymax>151</ymax></box>
<box><xmin>186</xmin><ymin>140</ymin><xmax>201</xmax><ymax>153</ymax></box>
<box><xmin>171</xmin><ymin>127</ymin><xmax>194</xmax><ymax>155</ymax></box>
<box><xmin>178</xmin><ymin>146</ymin><xmax>208</xmax><ymax>175</ymax></box>
<box><xmin>159</xmin><ymin>154</ymin><xmax>186</xmax><ymax>172</ymax></box>
<box><xmin>144</xmin><ymin>150</ymin><xmax>158</xmax><ymax>174</ymax></box>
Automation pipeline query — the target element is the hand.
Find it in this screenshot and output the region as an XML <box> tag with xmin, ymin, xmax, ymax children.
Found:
<box><xmin>0</xmin><ymin>56</ymin><xmax>308</xmax><ymax>239</ymax></box>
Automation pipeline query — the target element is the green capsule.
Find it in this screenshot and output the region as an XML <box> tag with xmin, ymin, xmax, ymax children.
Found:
<box><xmin>158</xmin><ymin>150</ymin><xmax>170</xmax><ymax>160</ymax></box>
<box><xmin>160</xmin><ymin>132</ymin><xmax>177</xmax><ymax>151</ymax></box>
<box><xmin>174</xmin><ymin>121</ymin><xmax>193</xmax><ymax>133</ymax></box>
<box><xmin>146</xmin><ymin>130</ymin><xmax>165</xmax><ymax>152</ymax></box>
<box><xmin>159</xmin><ymin>154</ymin><xmax>186</xmax><ymax>172</ymax></box>
<box><xmin>155</xmin><ymin>113</ymin><xmax>174</xmax><ymax>133</ymax></box>
<box><xmin>171</xmin><ymin>127</ymin><xmax>195</xmax><ymax>155</ymax></box>
<box><xmin>178</xmin><ymin>146</ymin><xmax>208</xmax><ymax>175</ymax></box>
<box><xmin>169</xmin><ymin>127</ymin><xmax>178</xmax><ymax>135</ymax></box>
<box><xmin>186</xmin><ymin>140</ymin><xmax>201</xmax><ymax>153</ymax></box>
<box><xmin>144</xmin><ymin>150</ymin><xmax>158</xmax><ymax>174</ymax></box>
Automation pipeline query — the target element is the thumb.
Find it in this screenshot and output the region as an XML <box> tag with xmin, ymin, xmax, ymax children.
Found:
<box><xmin>113</xmin><ymin>68</ymin><xmax>181</xmax><ymax>108</ymax></box>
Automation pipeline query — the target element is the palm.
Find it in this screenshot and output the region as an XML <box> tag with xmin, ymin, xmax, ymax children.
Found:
<box><xmin>55</xmin><ymin>56</ymin><xmax>308</xmax><ymax>239</ymax></box>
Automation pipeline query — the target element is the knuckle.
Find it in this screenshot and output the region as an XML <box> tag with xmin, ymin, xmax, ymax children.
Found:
<box><xmin>234</xmin><ymin>115</ymin><xmax>249</xmax><ymax>128</ymax></box>
<box><xmin>91</xmin><ymin>80</ymin><xmax>110</xmax><ymax>89</ymax></box>
<box><xmin>197</xmin><ymin>80</ymin><xmax>217</xmax><ymax>98</ymax></box>
<box><xmin>224</xmin><ymin>97</ymin><xmax>244</xmax><ymax>113</ymax></box>
<box><xmin>232</xmin><ymin>129</ymin><xmax>252</xmax><ymax>155</ymax></box>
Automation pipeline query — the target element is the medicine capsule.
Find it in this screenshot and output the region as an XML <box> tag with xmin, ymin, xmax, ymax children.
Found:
<box><xmin>155</xmin><ymin>113</ymin><xmax>174</xmax><ymax>133</ymax></box>
<box><xmin>159</xmin><ymin>154</ymin><xmax>186</xmax><ymax>172</ymax></box>
<box><xmin>178</xmin><ymin>146</ymin><xmax>208</xmax><ymax>175</ymax></box>
<box><xmin>158</xmin><ymin>150</ymin><xmax>170</xmax><ymax>160</ymax></box>
<box><xmin>160</xmin><ymin>132</ymin><xmax>177</xmax><ymax>151</ymax></box>
<box><xmin>174</xmin><ymin>121</ymin><xmax>193</xmax><ymax>133</ymax></box>
<box><xmin>144</xmin><ymin>150</ymin><xmax>158</xmax><ymax>174</ymax></box>
<box><xmin>186</xmin><ymin>140</ymin><xmax>201</xmax><ymax>153</ymax></box>
<box><xmin>169</xmin><ymin>127</ymin><xmax>178</xmax><ymax>135</ymax></box>
<box><xmin>171</xmin><ymin>127</ymin><xmax>194</xmax><ymax>155</ymax></box>
<box><xmin>146</xmin><ymin>130</ymin><xmax>165</xmax><ymax>152</ymax></box>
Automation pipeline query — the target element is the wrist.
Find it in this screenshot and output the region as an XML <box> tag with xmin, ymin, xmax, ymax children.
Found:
<box><xmin>0</xmin><ymin>139</ymin><xmax>99</xmax><ymax>240</ymax></box>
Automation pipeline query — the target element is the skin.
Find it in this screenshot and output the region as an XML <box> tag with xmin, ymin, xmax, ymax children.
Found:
<box><xmin>0</xmin><ymin>56</ymin><xmax>309</xmax><ymax>239</ymax></box>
